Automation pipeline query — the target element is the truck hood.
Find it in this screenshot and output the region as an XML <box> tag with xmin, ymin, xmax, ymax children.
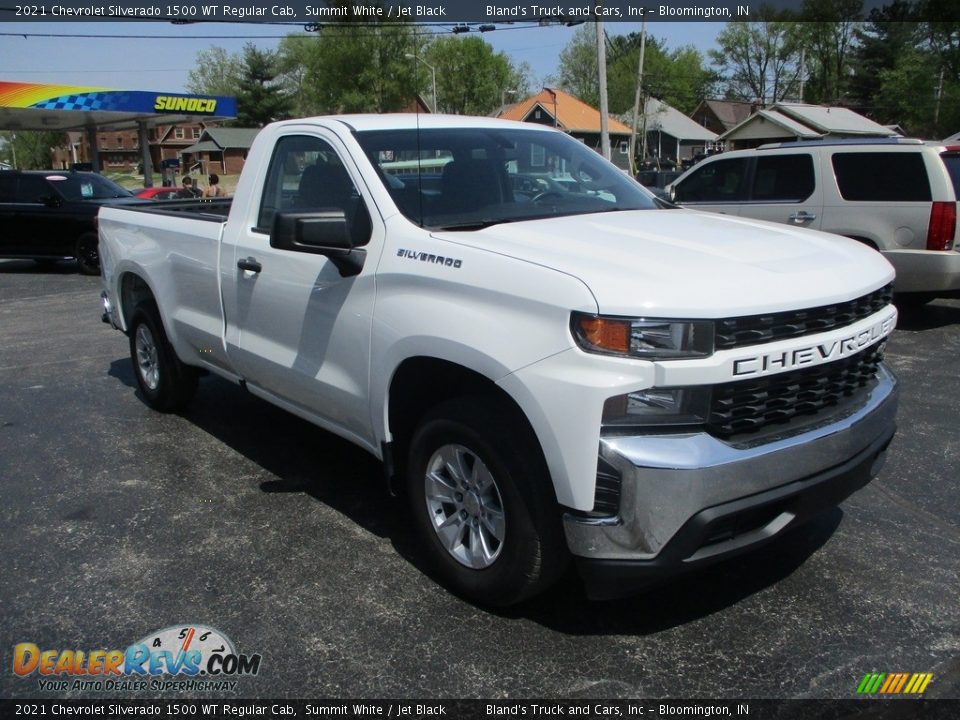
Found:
<box><xmin>431</xmin><ymin>209</ymin><xmax>895</xmax><ymax>317</ymax></box>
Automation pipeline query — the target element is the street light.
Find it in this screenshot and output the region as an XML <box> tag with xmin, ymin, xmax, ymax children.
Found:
<box><xmin>501</xmin><ymin>89</ymin><xmax>517</xmax><ymax>111</ymax></box>
<box><xmin>405</xmin><ymin>53</ymin><xmax>438</xmax><ymax>114</ymax></box>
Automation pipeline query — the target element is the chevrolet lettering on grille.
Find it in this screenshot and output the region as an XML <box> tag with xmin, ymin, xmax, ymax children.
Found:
<box><xmin>731</xmin><ymin>312</ymin><xmax>896</xmax><ymax>378</ymax></box>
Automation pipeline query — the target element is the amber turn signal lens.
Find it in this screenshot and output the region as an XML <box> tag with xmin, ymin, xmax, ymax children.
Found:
<box><xmin>576</xmin><ymin>316</ymin><xmax>631</xmax><ymax>354</ymax></box>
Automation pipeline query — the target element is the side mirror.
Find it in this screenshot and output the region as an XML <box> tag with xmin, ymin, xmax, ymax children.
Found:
<box><xmin>270</xmin><ymin>210</ymin><xmax>364</xmax><ymax>277</ymax></box>
<box><xmin>666</xmin><ymin>185</ymin><xmax>677</xmax><ymax>203</ymax></box>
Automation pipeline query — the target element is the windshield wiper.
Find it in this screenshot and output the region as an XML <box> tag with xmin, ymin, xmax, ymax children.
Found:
<box><xmin>432</xmin><ymin>218</ymin><xmax>511</xmax><ymax>231</ymax></box>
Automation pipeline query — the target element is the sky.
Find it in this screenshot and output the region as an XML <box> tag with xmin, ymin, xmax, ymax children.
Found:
<box><xmin>0</xmin><ymin>21</ymin><xmax>721</xmax><ymax>97</ymax></box>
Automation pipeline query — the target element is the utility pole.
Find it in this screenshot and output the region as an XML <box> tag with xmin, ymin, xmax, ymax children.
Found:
<box><xmin>595</xmin><ymin>15</ymin><xmax>611</xmax><ymax>161</ymax></box>
<box><xmin>934</xmin><ymin>66</ymin><xmax>945</xmax><ymax>129</ymax></box>
<box><xmin>799</xmin><ymin>48</ymin><xmax>805</xmax><ymax>103</ymax></box>
<box><xmin>629</xmin><ymin>18</ymin><xmax>647</xmax><ymax>176</ymax></box>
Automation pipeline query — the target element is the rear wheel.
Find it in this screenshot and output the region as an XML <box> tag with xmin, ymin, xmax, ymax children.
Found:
<box><xmin>75</xmin><ymin>233</ymin><xmax>100</xmax><ymax>275</ymax></box>
<box><xmin>129</xmin><ymin>301</ymin><xmax>198</xmax><ymax>411</ymax></box>
<box><xmin>407</xmin><ymin>397</ymin><xmax>567</xmax><ymax>606</ymax></box>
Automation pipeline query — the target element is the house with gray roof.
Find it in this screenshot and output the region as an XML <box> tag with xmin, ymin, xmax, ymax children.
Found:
<box><xmin>720</xmin><ymin>102</ymin><xmax>897</xmax><ymax>149</ymax></box>
<box><xmin>621</xmin><ymin>98</ymin><xmax>719</xmax><ymax>167</ymax></box>
<box><xmin>181</xmin><ymin>127</ymin><xmax>260</xmax><ymax>176</ymax></box>
<box><xmin>690</xmin><ymin>99</ymin><xmax>754</xmax><ymax>136</ymax></box>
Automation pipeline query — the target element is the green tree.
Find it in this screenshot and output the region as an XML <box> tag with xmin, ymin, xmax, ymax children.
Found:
<box><xmin>795</xmin><ymin>0</ymin><xmax>864</xmax><ymax>103</ymax></box>
<box><xmin>0</xmin><ymin>131</ymin><xmax>65</xmax><ymax>169</ymax></box>
<box><xmin>847</xmin><ymin>1</ymin><xmax>921</xmax><ymax>118</ymax></box>
<box><xmin>235</xmin><ymin>43</ymin><xmax>292</xmax><ymax>127</ymax></box>
<box><xmin>186</xmin><ymin>46</ymin><xmax>243</xmax><ymax>97</ymax></box>
<box><xmin>875</xmin><ymin>48</ymin><xmax>941</xmax><ymax>135</ymax></box>
<box><xmin>424</xmin><ymin>36</ymin><xmax>529</xmax><ymax>115</ymax></box>
<box><xmin>710</xmin><ymin>13</ymin><xmax>803</xmax><ymax>103</ymax></box>
<box><xmin>606</xmin><ymin>34</ymin><xmax>716</xmax><ymax>114</ymax></box>
<box><xmin>558</xmin><ymin>25</ymin><xmax>599</xmax><ymax>108</ymax></box>
<box><xmin>921</xmin><ymin>0</ymin><xmax>960</xmax><ymax>83</ymax></box>
<box><xmin>560</xmin><ymin>27</ymin><xmax>715</xmax><ymax>113</ymax></box>
<box><xmin>277</xmin><ymin>21</ymin><xmax>425</xmax><ymax>115</ymax></box>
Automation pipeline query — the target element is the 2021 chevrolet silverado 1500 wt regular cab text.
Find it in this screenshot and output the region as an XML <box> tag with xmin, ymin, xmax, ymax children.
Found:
<box><xmin>100</xmin><ymin>115</ymin><xmax>899</xmax><ymax>605</ymax></box>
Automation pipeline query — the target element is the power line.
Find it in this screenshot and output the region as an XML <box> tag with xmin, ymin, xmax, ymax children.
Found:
<box><xmin>0</xmin><ymin>22</ymin><xmax>549</xmax><ymax>41</ymax></box>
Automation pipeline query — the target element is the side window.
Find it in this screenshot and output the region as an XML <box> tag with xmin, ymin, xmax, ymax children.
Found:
<box><xmin>0</xmin><ymin>175</ymin><xmax>16</xmax><ymax>202</ymax></box>
<box><xmin>674</xmin><ymin>158</ymin><xmax>750</xmax><ymax>203</ymax></box>
<box><xmin>832</xmin><ymin>152</ymin><xmax>931</xmax><ymax>201</ymax></box>
<box><xmin>257</xmin><ymin>135</ymin><xmax>368</xmax><ymax>239</ymax></box>
<box><xmin>751</xmin><ymin>154</ymin><xmax>815</xmax><ymax>202</ymax></box>
<box><xmin>16</xmin><ymin>176</ymin><xmax>51</xmax><ymax>203</ymax></box>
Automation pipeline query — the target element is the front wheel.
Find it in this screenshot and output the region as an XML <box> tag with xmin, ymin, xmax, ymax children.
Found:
<box><xmin>894</xmin><ymin>292</ymin><xmax>935</xmax><ymax>311</ymax></box>
<box><xmin>75</xmin><ymin>233</ymin><xmax>100</xmax><ymax>275</ymax></box>
<box><xmin>128</xmin><ymin>301</ymin><xmax>198</xmax><ymax>411</ymax></box>
<box><xmin>407</xmin><ymin>398</ymin><xmax>567</xmax><ymax>606</ymax></box>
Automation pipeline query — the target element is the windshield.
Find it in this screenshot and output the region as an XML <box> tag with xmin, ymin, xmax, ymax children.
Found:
<box><xmin>46</xmin><ymin>173</ymin><xmax>133</xmax><ymax>201</ymax></box>
<box><xmin>355</xmin><ymin>127</ymin><xmax>657</xmax><ymax>230</ymax></box>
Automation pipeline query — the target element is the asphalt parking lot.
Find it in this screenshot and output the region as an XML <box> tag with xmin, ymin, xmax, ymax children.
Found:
<box><xmin>1</xmin><ymin>258</ymin><xmax>958</xmax><ymax>701</ymax></box>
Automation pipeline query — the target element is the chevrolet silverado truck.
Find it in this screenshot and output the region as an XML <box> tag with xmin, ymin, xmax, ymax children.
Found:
<box><xmin>99</xmin><ymin>115</ymin><xmax>899</xmax><ymax>605</ymax></box>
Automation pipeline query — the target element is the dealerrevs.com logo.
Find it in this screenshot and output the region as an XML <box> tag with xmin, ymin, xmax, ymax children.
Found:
<box><xmin>13</xmin><ymin>624</ymin><xmax>261</xmax><ymax>692</ymax></box>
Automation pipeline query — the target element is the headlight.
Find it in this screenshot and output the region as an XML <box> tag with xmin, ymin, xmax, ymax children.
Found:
<box><xmin>602</xmin><ymin>386</ymin><xmax>711</xmax><ymax>429</ymax></box>
<box><xmin>571</xmin><ymin>312</ymin><xmax>714</xmax><ymax>359</ymax></box>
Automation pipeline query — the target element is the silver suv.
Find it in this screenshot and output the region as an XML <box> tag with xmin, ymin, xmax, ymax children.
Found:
<box><xmin>666</xmin><ymin>138</ymin><xmax>960</xmax><ymax>304</ymax></box>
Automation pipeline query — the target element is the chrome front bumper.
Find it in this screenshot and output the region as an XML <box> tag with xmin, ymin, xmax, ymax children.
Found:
<box><xmin>565</xmin><ymin>364</ymin><xmax>898</xmax><ymax>587</ymax></box>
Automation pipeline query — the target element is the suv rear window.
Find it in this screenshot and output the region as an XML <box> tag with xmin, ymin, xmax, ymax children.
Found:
<box><xmin>831</xmin><ymin>152</ymin><xmax>931</xmax><ymax>201</ymax></box>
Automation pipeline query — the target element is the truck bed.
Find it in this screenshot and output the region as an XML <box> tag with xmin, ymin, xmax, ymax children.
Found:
<box><xmin>120</xmin><ymin>197</ymin><xmax>232</xmax><ymax>221</ymax></box>
<box><xmin>98</xmin><ymin>201</ymin><xmax>231</xmax><ymax>374</ymax></box>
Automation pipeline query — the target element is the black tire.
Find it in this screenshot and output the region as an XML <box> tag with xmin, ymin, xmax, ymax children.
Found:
<box><xmin>75</xmin><ymin>233</ymin><xmax>100</xmax><ymax>276</ymax></box>
<box><xmin>406</xmin><ymin>397</ymin><xmax>567</xmax><ymax>606</ymax></box>
<box><xmin>128</xmin><ymin>301</ymin><xmax>198</xmax><ymax>411</ymax></box>
<box><xmin>894</xmin><ymin>293</ymin><xmax>935</xmax><ymax>311</ymax></box>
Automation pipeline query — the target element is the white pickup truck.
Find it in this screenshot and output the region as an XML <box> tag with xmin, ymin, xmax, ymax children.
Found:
<box><xmin>100</xmin><ymin>115</ymin><xmax>899</xmax><ymax>605</ymax></box>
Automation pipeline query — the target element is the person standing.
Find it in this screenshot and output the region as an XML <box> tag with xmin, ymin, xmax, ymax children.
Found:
<box><xmin>204</xmin><ymin>173</ymin><xmax>224</xmax><ymax>198</ymax></box>
<box><xmin>176</xmin><ymin>175</ymin><xmax>200</xmax><ymax>199</ymax></box>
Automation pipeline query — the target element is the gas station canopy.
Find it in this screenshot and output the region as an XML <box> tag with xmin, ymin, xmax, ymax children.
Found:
<box><xmin>0</xmin><ymin>81</ymin><xmax>237</xmax><ymax>131</ymax></box>
<box><xmin>0</xmin><ymin>80</ymin><xmax>237</xmax><ymax>185</ymax></box>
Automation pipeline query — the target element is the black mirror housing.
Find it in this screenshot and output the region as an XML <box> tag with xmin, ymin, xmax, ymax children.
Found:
<box><xmin>270</xmin><ymin>210</ymin><xmax>365</xmax><ymax>277</ymax></box>
<box><xmin>271</xmin><ymin>210</ymin><xmax>352</xmax><ymax>253</ymax></box>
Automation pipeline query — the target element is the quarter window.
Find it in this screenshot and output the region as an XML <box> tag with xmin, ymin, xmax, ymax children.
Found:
<box><xmin>939</xmin><ymin>153</ymin><xmax>960</xmax><ymax>197</ymax></box>
<box><xmin>832</xmin><ymin>152</ymin><xmax>931</xmax><ymax>201</ymax></box>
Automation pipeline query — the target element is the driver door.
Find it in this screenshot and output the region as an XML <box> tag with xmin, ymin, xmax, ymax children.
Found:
<box><xmin>221</xmin><ymin>131</ymin><xmax>381</xmax><ymax>447</ymax></box>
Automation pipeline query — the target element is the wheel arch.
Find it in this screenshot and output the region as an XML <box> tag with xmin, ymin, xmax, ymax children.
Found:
<box><xmin>385</xmin><ymin>356</ymin><xmax>555</xmax><ymax>503</ymax></box>
<box><xmin>117</xmin><ymin>270</ymin><xmax>159</xmax><ymax>333</ymax></box>
<box><xmin>846</xmin><ymin>235</ymin><xmax>880</xmax><ymax>251</ymax></box>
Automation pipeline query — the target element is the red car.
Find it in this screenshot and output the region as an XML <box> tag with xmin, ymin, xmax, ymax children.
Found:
<box><xmin>135</xmin><ymin>187</ymin><xmax>181</xmax><ymax>200</ymax></box>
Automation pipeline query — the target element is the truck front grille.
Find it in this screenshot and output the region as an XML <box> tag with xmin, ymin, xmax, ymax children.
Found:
<box><xmin>707</xmin><ymin>344</ymin><xmax>884</xmax><ymax>438</ymax></box>
<box><xmin>715</xmin><ymin>284</ymin><xmax>893</xmax><ymax>351</ymax></box>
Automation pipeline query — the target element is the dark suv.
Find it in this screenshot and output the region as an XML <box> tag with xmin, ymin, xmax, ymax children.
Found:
<box><xmin>0</xmin><ymin>170</ymin><xmax>139</xmax><ymax>274</ymax></box>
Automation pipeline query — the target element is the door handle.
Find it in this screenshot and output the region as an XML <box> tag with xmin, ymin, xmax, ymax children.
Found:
<box><xmin>237</xmin><ymin>257</ymin><xmax>262</xmax><ymax>273</ymax></box>
<box><xmin>788</xmin><ymin>211</ymin><xmax>817</xmax><ymax>223</ymax></box>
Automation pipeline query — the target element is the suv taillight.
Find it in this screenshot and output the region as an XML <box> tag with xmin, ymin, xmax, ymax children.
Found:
<box><xmin>927</xmin><ymin>201</ymin><xmax>956</xmax><ymax>251</ymax></box>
